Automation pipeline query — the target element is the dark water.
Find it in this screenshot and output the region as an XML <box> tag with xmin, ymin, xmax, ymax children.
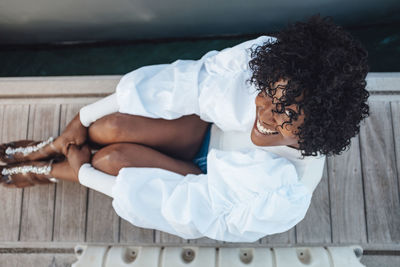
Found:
<box><xmin>0</xmin><ymin>23</ymin><xmax>399</xmax><ymax>77</ymax></box>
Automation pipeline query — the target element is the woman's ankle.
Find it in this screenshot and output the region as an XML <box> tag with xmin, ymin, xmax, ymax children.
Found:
<box><xmin>50</xmin><ymin>159</ymin><xmax>79</xmax><ymax>183</ymax></box>
<box><xmin>52</xmin><ymin>136</ymin><xmax>67</xmax><ymax>154</ymax></box>
<box><xmin>25</xmin><ymin>137</ymin><xmax>62</xmax><ymax>161</ymax></box>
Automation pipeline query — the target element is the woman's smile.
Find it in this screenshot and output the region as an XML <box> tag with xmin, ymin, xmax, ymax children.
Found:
<box><xmin>250</xmin><ymin>79</ymin><xmax>304</xmax><ymax>149</ymax></box>
<box><xmin>255</xmin><ymin>119</ymin><xmax>279</xmax><ymax>135</ymax></box>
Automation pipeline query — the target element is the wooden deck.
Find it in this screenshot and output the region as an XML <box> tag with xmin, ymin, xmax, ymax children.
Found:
<box><xmin>0</xmin><ymin>73</ymin><xmax>399</xmax><ymax>266</ymax></box>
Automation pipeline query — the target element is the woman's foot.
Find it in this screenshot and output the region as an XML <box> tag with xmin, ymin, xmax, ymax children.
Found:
<box><xmin>58</xmin><ymin>113</ymin><xmax>88</xmax><ymax>155</ymax></box>
<box><xmin>0</xmin><ymin>113</ymin><xmax>88</xmax><ymax>165</ymax></box>
<box><xmin>66</xmin><ymin>144</ymin><xmax>91</xmax><ymax>177</ymax></box>
<box><xmin>0</xmin><ymin>137</ymin><xmax>61</xmax><ymax>165</ymax></box>
<box><xmin>0</xmin><ymin>160</ymin><xmax>58</xmax><ymax>188</ymax></box>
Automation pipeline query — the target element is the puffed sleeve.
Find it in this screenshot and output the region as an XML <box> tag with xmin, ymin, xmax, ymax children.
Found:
<box><xmin>115</xmin><ymin>35</ymin><xmax>277</xmax><ymax>130</ymax></box>
<box><xmin>111</xmin><ymin>148</ymin><xmax>311</xmax><ymax>242</ymax></box>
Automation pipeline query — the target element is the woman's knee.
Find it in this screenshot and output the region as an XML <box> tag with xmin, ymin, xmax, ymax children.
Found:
<box><xmin>91</xmin><ymin>143</ymin><xmax>126</xmax><ymax>175</ymax></box>
<box><xmin>88</xmin><ymin>113</ymin><xmax>123</xmax><ymax>145</ymax></box>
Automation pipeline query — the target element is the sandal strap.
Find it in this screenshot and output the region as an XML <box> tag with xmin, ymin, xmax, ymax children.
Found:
<box><xmin>1</xmin><ymin>159</ymin><xmax>58</xmax><ymax>183</ymax></box>
<box><xmin>5</xmin><ymin>137</ymin><xmax>54</xmax><ymax>156</ymax></box>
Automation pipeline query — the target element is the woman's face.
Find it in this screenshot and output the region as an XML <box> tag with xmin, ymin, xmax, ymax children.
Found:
<box><xmin>250</xmin><ymin>79</ymin><xmax>304</xmax><ymax>148</ymax></box>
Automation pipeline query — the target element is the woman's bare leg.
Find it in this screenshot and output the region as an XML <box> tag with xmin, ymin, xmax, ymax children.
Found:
<box><xmin>2</xmin><ymin>139</ymin><xmax>202</xmax><ymax>188</ymax></box>
<box><xmin>51</xmin><ymin>141</ymin><xmax>202</xmax><ymax>184</ymax></box>
<box><xmin>1</xmin><ymin>112</ymin><xmax>209</xmax><ymax>167</ymax></box>
<box><xmin>2</xmin><ymin>112</ymin><xmax>209</xmax><ymax>187</ymax></box>
<box><xmin>50</xmin><ymin>160</ymin><xmax>79</xmax><ymax>182</ymax></box>
<box><xmin>91</xmin><ymin>143</ymin><xmax>202</xmax><ymax>176</ymax></box>
<box><xmin>87</xmin><ymin>113</ymin><xmax>210</xmax><ymax>161</ymax></box>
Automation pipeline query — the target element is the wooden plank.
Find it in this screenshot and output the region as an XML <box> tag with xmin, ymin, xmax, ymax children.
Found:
<box><xmin>359</xmin><ymin>101</ymin><xmax>400</xmax><ymax>243</ymax></box>
<box><xmin>360</xmin><ymin>255</ymin><xmax>400</xmax><ymax>267</ymax></box>
<box><xmin>390</xmin><ymin>102</ymin><xmax>400</xmax><ymax>202</ymax></box>
<box><xmin>0</xmin><ymin>105</ymin><xmax>29</xmax><ymax>241</ymax></box>
<box><xmin>1</xmin><ymin>240</ymin><xmax>400</xmax><ymax>250</ymax></box>
<box><xmin>0</xmin><ymin>253</ymin><xmax>77</xmax><ymax>267</ymax></box>
<box><xmin>0</xmin><ymin>75</ymin><xmax>118</xmax><ymax>97</ymax></box>
<box><xmin>365</xmin><ymin>72</ymin><xmax>400</xmax><ymax>92</ymax></box>
<box><xmin>0</xmin><ymin>241</ymin><xmax>75</xmax><ymax>249</ymax></box>
<box><xmin>85</xmin><ymin>190</ymin><xmax>119</xmax><ymax>242</ymax></box>
<box><xmin>119</xmin><ymin>219</ymin><xmax>155</xmax><ymax>244</ymax></box>
<box><xmin>0</xmin><ymin>96</ymin><xmax>106</xmax><ymax>105</ymax></box>
<box><xmin>296</xmin><ymin>161</ymin><xmax>331</xmax><ymax>244</ymax></box>
<box><xmin>0</xmin><ymin>72</ymin><xmax>397</xmax><ymax>98</ymax></box>
<box><xmin>188</xmin><ymin>237</ymin><xmax>224</xmax><ymax>245</ymax></box>
<box><xmin>329</xmin><ymin>136</ymin><xmax>367</xmax><ymax>244</ymax></box>
<box><xmin>53</xmin><ymin>104</ymin><xmax>88</xmax><ymax>242</ymax></box>
<box><xmin>154</xmin><ymin>231</ymin><xmax>189</xmax><ymax>244</ymax></box>
<box><xmin>19</xmin><ymin>104</ymin><xmax>60</xmax><ymax>241</ymax></box>
<box><xmin>259</xmin><ymin>227</ymin><xmax>296</xmax><ymax>245</ymax></box>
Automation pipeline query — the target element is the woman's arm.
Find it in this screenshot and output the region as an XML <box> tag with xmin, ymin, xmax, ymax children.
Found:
<box><xmin>56</xmin><ymin>94</ymin><xmax>119</xmax><ymax>155</ymax></box>
<box><xmin>74</xmin><ymin>146</ymin><xmax>311</xmax><ymax>242</ymax></box>
<box><xmin>112</xmin><ymin>148</ymin><xmax>311</xmax><ymax>242</ymax></box>
<box><xmin>79</xmin><ymin>93</ymin><xmax>119</xmax><ymax>127</ymax></box>
<box><xmin>67</xmin><ymin>37</ymin><xmax>276</xmax><ymax>126</ymax></box>
<box><xmin>67</xmin><ymin>144</ymin><xmax>115</xmax><ymax>198</ymax></box>
<box><xmin>115</xmin><ymin>36</ymin><xmax>276</xmax><ymax>131</ymax></box>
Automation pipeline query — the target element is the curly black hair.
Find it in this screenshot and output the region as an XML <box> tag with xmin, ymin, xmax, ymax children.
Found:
<box><xmin>248</xmin><ymin>14</ymin><xmax>370</xmax><ymax>157</ymax></box>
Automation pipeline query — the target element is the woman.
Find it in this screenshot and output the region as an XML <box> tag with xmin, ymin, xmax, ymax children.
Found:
<box><xmin>0</xmin><ymin>14</ymin><xmax>369</xmax><ymax>242</ymax></box>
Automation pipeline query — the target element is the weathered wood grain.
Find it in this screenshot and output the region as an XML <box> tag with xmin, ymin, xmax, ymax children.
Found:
<box><xmin>359</xmin><ymin>101</ymin><xmax>400</xmax><ymax>243</ymax></box>
<box><xmin>0</xmin><ymin>75</ymin><xmax>398</xmax><ymax>250</ymax></box>
<box><xmin>188</xmin><ymin>237</ymin><xmax>224</xmax><ymax>245</ymax></box>
<box><xmin>19</xmin><ymin>104</ymin><xmax>60</xmax><ymax>241</ymax></box>
<box><xmin>85</xmin><ymin>190</ymin><xmax>119</xmax><ymax>242</ymax></box>
<box><xmin>119</xmin><ymin>219</ymin><xmax>155</xmax><ymax>244</ymax></box>
<box><xmin>53</xmin><ymin>104</ymin><xmax>88</xmax><ymax>242</ymax></box>
<box><xmin>154</xmin><ymin>231</ymin><xmax>189</xmax><ymax>244</ymax></box>
<box><xmin>0</xmin><ymin>253</ymin><xmax>77</xmax><ymax>267</ymax></box>
<box><xmin>296</xmin><ymin>161</ymin><xmax>331</xmax><ymax>244</ymax></box>
<box><xmin>390</xmin><ymin>102</ymin><xmax>400</xmax><ymax>201</ymax></box>
<box><xmin>329</xmin><ymin>135</ymin><xmax>367</xmax><ymax>244</ymax></box>
<box><xmin>259</xmin><ymin>228</ymin><xmax>296</xmax><ymax>245</ymax></box>
<box><xmin>0</xmin><ymin>105</ymin><xmax>29</xmax><ymax>241</ymax></box>
<box><xmin>360</xmin><ymin>254</ymin><xmax>400</xmax><ymax>267</ymax></box>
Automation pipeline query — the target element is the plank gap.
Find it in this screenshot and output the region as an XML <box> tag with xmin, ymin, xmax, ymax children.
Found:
<box><xmin>358</xmin><ymin>126</ymin><xmax>370</xmax><ymax>244</ymax></box>
<box><xmin>326</xmin><ymin>158</ymin><xmax>333</xmax><ymax>243</ymax></box>
<box><xmin>389</xmin><ymin>102</ymin><xmax>400</xmax><ymax>206</ymax></box>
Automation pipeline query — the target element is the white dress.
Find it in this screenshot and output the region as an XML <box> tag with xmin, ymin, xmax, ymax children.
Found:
<box><xmin>78</xmin><ymin>35</ymin><xmax>326</xmax><ymax>242</ymax></box>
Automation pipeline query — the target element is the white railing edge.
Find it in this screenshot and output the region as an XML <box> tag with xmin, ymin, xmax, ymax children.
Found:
<box><xmin>0</xmin><ymin>72</ymin><xmax>398</xmax><ymax>97</ymax></box>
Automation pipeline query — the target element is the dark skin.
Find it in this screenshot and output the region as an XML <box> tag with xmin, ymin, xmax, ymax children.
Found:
<box><xmin>2</xmin><ymin>79</ymin><xmax>302</xmax><ymax>187</ymax></box>
<box><xmin>2</xmin><ymin>112</ymin><xmax>210</xmax><ymax>187</ymax></box>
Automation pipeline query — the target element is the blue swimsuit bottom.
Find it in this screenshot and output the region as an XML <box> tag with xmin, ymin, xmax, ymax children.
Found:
<box><xmin>191</xmin><ymin>124</ymin><xmax>211</xmax><ymax>174</ymax></box>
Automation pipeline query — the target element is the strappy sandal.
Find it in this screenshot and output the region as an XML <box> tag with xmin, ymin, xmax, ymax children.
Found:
<box><xmin>0</xmin><ymin>137</ymin><xmax>60</xmax><ymax>166</ymax></box>
<box><xmin>0</xmin><ymin>159</ymin><xmax>58</xmax><ymax>188</ymax></box>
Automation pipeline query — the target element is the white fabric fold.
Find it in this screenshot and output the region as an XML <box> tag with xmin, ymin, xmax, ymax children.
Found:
<box><xmin>79</xmin><ymin>93</ymin><xmax>119</xmax><ymax>127</ymax></box>
<box><xmin>75</xmin><ymin>35</ymin><xmax>325</xmax><ymax>242</ymax></box>
<box><xmin>116</xmin><ymin>35</ymin><xmax>275</xmax><ymax>132</ymax></box>
<box><xmin>111</xmin><ymin>149</ymin><xmax>312</xmax><ymax>242</ymax></box>
<box><xmin>78</xmin><ymin>163</ymin><xmax>115</xmax><ymax>198</ymax></box>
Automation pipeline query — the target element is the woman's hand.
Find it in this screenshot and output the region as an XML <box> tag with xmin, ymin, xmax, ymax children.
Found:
<box><xmin>56</xmin><ymin>113</ymin><xmax>88</xmax><ymax>156</ymax></box>
<box><xmin>67</xmin><ymin>144</ymin><xmax>91</xmax><ymax>176</ymax></box>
